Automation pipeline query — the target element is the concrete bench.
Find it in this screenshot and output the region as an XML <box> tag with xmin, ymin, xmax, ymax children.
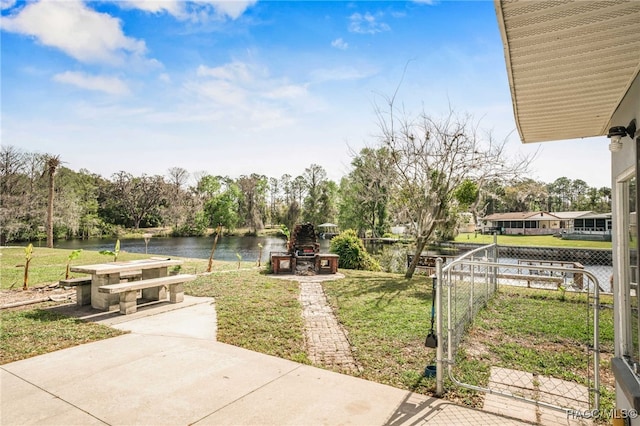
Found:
<box><xmin>60</xmin><ymin>270</ymin><xmax>143</xmax><ymax>307</ymax></box>
<box><xmin>60</xmin><ymin>277</ymin><xmax>92</xmax><ymax>306</ymax></box>
<box><xmin>119</xmin><ymin>270</ymin><xmax>142</xmax><ymax>281</ymax></box>
<box><xmin>98</xmin><ymin>274</ymin><xmax>197</xmax><ymax>314</ymax></box>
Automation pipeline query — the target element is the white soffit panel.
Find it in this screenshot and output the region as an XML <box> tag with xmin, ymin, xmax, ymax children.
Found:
<box><xmin>495</xmin><ymin>0</ymin><xmax>640</xmax><ymax>143</ymax></box>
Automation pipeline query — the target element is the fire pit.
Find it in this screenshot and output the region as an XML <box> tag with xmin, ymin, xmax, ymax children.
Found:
<box><xmin>290</xmin><ymin>223</ymin><xmax>320</xmax><ymax>257</ymax></box>
<box><xmin>271</xmin><ymin>223</ymin><xmax>338</xmax><ymax>275</ymax></box>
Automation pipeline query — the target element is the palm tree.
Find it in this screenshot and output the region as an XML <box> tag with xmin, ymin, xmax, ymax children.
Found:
<box><xmin>45</xmin><ymin>155</ymin><xmax>61</xmax><ymax>248</ymax></box>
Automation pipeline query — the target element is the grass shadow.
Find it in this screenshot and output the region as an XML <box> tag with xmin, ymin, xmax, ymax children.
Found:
<box><xmin>22</xmin><ymin>308</ymin><xmax>80</xmax><ymax>323</ymax></box>
<box><xmin>329</xmin><ymin>273</ymin><xmax>432</xmax><ymax>310</ymax></box>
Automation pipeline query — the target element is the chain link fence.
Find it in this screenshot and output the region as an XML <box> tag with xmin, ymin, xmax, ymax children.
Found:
<box><xmin>435</xmin><ymin>243</ymin><xmax>607</xmax><ymax>416</ymax></box>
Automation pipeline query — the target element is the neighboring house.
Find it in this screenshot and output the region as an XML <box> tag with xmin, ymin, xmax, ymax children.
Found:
<box><xmin>559</xmin><ymin>211</ymin><xmax>613</xmax><ymax>241</ymax></box>
<box><xmin>480</xmin><ymin>211</ymin><xmax>612</xmax><ymax>236</ymax></box>
<box><xmin>549</xmin><ymin>211</ymin><xmax>596</xmax><ymax>229</ymax></box>
<box><xmin>480</xmin><ymin>211</ymin><xmax>562</xmax><ymax>235</ymax></box>
<box><xmin>495</xmin><ymin>1</ymin><xmax>640</xmax><ymax>420</ymax></box>
<box><xmin>570</xmin><ymin>212</ymin><xmax>613</xmax><ymax>233</ymax></box>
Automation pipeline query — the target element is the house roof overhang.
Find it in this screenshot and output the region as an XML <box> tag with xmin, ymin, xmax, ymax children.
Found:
<box><xmin>483</xmin><ymin>211</ymin><xmax>560</xmax><ymax>221</ymax></box>
<box><xmin>551</xmin><ymin>211</ymin><xmax>594</xmax><ymax>219</ymax></box>
<box><xmin>494</xmin><ymin>0</ymin><xmax>640</xmax><ymax>143</ymax></box>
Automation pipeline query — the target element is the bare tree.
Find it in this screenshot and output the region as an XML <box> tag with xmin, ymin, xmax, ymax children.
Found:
<box><xmin>24</xmin><ymin>152</ymin><xmax>45</xmax><ymax>205</ymax></box>
<box><xmin>166</xmin><ymin>167</ymin><xmax>190</xmax><ymax>228</ymax></box>
<box><xmin>376</xmin><ymin>101</ymin><xmax>531</xmax><ymax>278</ymax></box>
<box><xmin>302</xmin><ymin>164</ymin><xmax>327</xmax><ymax>225</ymax></box>
<box><xmin>268</xmin><ymin>177</ymin><xmax>279</xmax><ymax>226</ymax></box>
<box><xmin>341</xmin><ymin>147</ymin><xmax>395</xmax><ymax>237</ymax></box>
<box><xmin>0</xmin><ymin>145</ymin><xmax>26</xmax><ymax>194</ymax></box>
<box><xmin>109</xmin><ymin>172</ymin><xmax>166</xmax><ymax>229</ymax></box>
<box><xmin>502</xmin><ymin>179</ymin><xmax>548</xmax><ymax>212</ymax></box>
<box><xmin>167</xmin><ymin>167</ymin><xmax>189</xmax><ymax>193</ymax></box>
<box><xmin>280</xmin><ymin>174</ymin><xmax>292</xmax><ymax>205</ymax></box>
<box><xmin>0</xmin><ymin>146</ymin><xmax>28</xmax><ymax>244</ymax></box>
<box><xmin>292</xmin><ymin>175</ymin><xmax>307</xmax><ymax>207</ymax></box>
<box><xmin>236</xmin><ymin>174</ymin><xmax>267</xmax><ymax>233</ymax></box>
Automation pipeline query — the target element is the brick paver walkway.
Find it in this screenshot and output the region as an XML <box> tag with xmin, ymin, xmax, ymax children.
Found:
<box><xmin>298</xmin><ymin>277</ymin><xmax>359</xmax><ymax>373</ymax></box>
<box><xmin>273</xmin><ymin>273</ymin><xmax>358</xmax><ymax>373</ymax></box>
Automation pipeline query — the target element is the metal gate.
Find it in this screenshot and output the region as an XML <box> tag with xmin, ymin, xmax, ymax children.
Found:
<box><xmin>434</xmin><ymin>243</ymin><xmax>602</xmax><ymax>416</ymax></box>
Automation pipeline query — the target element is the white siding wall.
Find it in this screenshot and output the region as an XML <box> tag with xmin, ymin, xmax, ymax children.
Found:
<box><xmin>610</xmin><ymin>74</ymin><xmax>640</xmax><ymax>421</ymax></box>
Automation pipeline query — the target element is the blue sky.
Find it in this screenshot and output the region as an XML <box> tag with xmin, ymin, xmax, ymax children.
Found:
<box><xmin>1</xmin><ymin>0</ymin><xmax>611</xmax><ymax>188</ymax></box>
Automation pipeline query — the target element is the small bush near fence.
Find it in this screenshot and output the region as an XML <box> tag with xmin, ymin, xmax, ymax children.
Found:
<box><xmin>330</xmin><ymin>230</ymin><xmax>381</xmax><ymax>271</ymax></box>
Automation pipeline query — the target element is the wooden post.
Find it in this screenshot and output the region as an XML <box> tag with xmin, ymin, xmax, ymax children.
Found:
<box><xmin>573</xmin><ymin>262</ymin><xmax>584</xmax><ymax>290</ymax></box>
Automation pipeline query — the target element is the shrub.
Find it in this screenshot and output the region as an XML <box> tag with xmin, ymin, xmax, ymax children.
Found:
<box><xmin>329</xmin><ymin>229</ymin><xmax>380</xmax><ymax>271</ymax></box>
<box><xmin>376</xmin><ymin>245</ymin><xmax>407</xmax><ymax>274</ymax></box>
<box><xmin>171</xmin><ymin>223</ymin><xmax>206</xmax><ymax>237</ymax></box>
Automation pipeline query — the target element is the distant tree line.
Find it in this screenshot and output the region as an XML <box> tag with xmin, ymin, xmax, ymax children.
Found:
<box><xmin>0</xmin><ymin>145</ymin><xmax>339</xmax><ymax>244</ymax></box>
<box><xmin>0</xmin><ymin>142</ymin><xmax>610</xmax><ymax>247</ymax></box>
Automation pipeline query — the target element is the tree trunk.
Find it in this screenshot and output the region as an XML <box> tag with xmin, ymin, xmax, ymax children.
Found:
<box><xmin>46</xmin><ymin>169</ymin><xmax>55</xmax><ymax>248</ymax></box>
<box><xmin>44</xmin><ymin>156</ymin><xmax>61</xmax><ymax>248</ymax></box>
<box><xmin>23</xmin><ymin>257</ymin><xmax>31</xmax><ymax>290</ymax></box>
<box><xmin>207</xmin><ymin>224</ymin><xmax>222</xmax><ymax>272</ymax></box>
<box><xmin>405</xmin><ymin>237</ymin><xmax>428</xmax><ymax>279</ymax></box>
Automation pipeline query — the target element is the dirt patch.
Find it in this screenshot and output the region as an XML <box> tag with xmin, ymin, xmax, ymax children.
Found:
<box><xmin>598</xmin><ymin>351</ymin><xmax>615</xmax><ymax>389</ymax></box>
<box><xmin>0</xmin><ymin>285</ymin><xmax>75</xmax><ymax>309</ymax></box>
<box><xmin>464</xmin><ymin>327</ymin><xmax>501</xmax><ymax>362</ymax></box>
<box><xmin>460</xmin><ymin>323</ymin><xmax>616</xmax><ymax>399</ymax></box>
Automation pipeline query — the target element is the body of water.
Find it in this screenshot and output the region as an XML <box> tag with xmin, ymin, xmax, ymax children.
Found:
<box><xmin>52</xmin><ymin>237</ymin><xmax>612</xmax><ymax>291</ymax></box>
<box><xmin>54</xmin><ymin>236</ymin><xmax>331</xmax><ymax>263</ymax></box>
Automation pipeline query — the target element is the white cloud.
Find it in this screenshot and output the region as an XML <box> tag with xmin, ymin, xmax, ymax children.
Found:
<box><xmin>331</xmin><ymin>38</ymin><xmax>348</xmax><ymax>50</ymax></box>
<box><xmin>120</xmin><ymin>0</ymin><xmax>183</xmax><ymax>15</ymax></box>
<box><xmin>119</xmin><ymin>0</ymin><xmax>257</xmax><ymax>21</ymax></box>
<box><xmin>197</xmin><ymin>62</ymin><xmax>261</xmax><ymax>83</ymax></box>
<box><xmin>197</xmin><ymin>0</ymin><xmax>257</xmax><ymax>20</ymax></box>
<box><xmin>185</xmin><ymin>60</ymin><xmax>318</xmax><ymax>129</ymax></box>
<box><xmin>348</xmin><ymin>12</ymin><xmax>390</xmax><ymax>35</ymax></box>
<box><xmin>193</xmin><ymin>61</ymin><xmax>307</xmax><ymax>105</ymax></box>
<box><xmin>53</xmin><ymin>71</ymin><xmax>130</xmax><ymax>95</ymax></box>
<box><xmin>1</xmin><ymin>0</ymin><xmax>16</xmax><ymax>11</ymax></box>
<box><xmin>1</xmin><ymin>0</ymin><xmax>149</xmax><ymax>66</ymax></box>
<box><xmin>310</xmin><ymin>66</ymin><xmax>376</xmax><ymax>83</ymax></box>
<box><xmin>264</xmin><ymin>84</ymin><xmax>308</xmax><ymax>100</ymax></box>
<box><xmin>191</xmin><ymin>78</ymin><xmax>248</xmax><ymax>106</ymax></box>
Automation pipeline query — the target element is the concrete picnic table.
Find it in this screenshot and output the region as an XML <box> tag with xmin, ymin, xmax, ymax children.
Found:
<box><xmin>70</xmin><ymin>258</ymin><xmax>183</xmax><ymax>311</ymax></box>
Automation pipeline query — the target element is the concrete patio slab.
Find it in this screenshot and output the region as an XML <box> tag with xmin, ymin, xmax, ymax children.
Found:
<box><xmin>483</xmin><ymin>366</ymin><xmax>592</xmax><ymax>426</ymax></box>
<box><xmin>3</xmin><ymin>335</ymin><xmax>302</xmax><ymax>426</ymax></box>
<box><xmin>109</xmin><ymin>297</ymin><xmax>216</xmax><ymax>340</ymax></box>
<box><xmin>1</xmin><ymin>369</ymin><xmax>105</xmax><ymax>426</ymax></box>
<box><xmin>1</xmin><ymin>297</ymin><xmax>536</xmax><ymax>426</ymax></box>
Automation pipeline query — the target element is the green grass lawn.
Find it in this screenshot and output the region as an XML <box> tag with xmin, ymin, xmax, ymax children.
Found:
<box><xmin>0</xmin><ymin>246</ymin><xmax>616</xmax><ymax>417</ymax></box>
<box><xmin>184</xmin><ymin>271</ymin><xmax>308</xmax><ymax>363</ymax></box>
<box><xmin>454</xmin><ymin>233</ymin><xmax>612</xmax><ymax>249</ymax></box>
<box><xmin>451</xmin><ymin>286</ymin><xmax>615</xmax><ymax>412</ymax></box>
<box><xmin>0</xmin><ymin>246</ymin><xmax>251</xmax><ymax>290</ymax></box>
<box><xmin>324</xmin><ymin>272</ymin><xmax>615</xmax><ymax>414</ymax></box>
<box><xmin>322</xmin><ymin>270</ymin><xmax>436</xmax><ymax>393</ymax></box>
<box><xmin>0</xmin><ymin>247</ymin><xmax>263</xmax><ymax>365</ymax></box>
<box><xmin>0</xmin><ymin>309</ymin><xmax>126</xmax><ymax>364</ymax></box>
